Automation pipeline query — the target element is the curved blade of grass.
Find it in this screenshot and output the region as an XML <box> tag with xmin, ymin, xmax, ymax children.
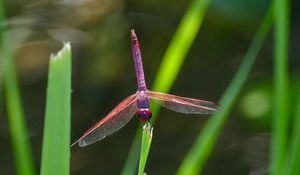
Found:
<box><xmin>121</xmin><ymin>0</ymin><xmax>212</xmax><ymax>174</ymax></box>
<box><xmin>176</xmin><ymin>5</ymin><xmax>273</xmax><ymax>175</ymax></box>
<box><xmin>284</xmin><ymin>88</ymin><xmax>300</xmax><ymax>175</ymax></box>
<box><xmin>41</xmin><ymin>43</ymin><xmax>72</xmax><ymax>175</ymax></box>
<box><xmin>121</xmin><ymin>128</ymin><xmax>142</xmax><ymax>175</ymax></box>
<box><xmin>151</xmin><ymin>0</ymin><xmax>211</xmax><ymax>97</ymax></box>
<box><xmin>270</xmin><ymin>0</ymin><xmax>290</xmax><ymax>174</ymax></box>
<box><xmin>0</xmin><ymin>1</ymin><xmax>36</xmax><ymax>175</ymax></box>
<box><xmin>138</xmin><ymin>123</ymin><xmax>153</xmax><ymax>175</ymax></box>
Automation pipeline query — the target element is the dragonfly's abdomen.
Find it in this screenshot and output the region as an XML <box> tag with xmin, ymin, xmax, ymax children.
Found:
<box><xmin>136</xmin><ymin>108</ymin><xmax>152</xmax><ymax>122</ymax></box>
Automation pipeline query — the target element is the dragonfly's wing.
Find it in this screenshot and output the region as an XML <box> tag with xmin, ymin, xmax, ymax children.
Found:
<box><xmin>147</xmin><ymin>91</ymin><xmax>220</xmax><ymax>114</ymax></box>
<box><xmin>72</xmin><ymin>93</ymin><xmax>138</xmax><ymax>147</ymax></box>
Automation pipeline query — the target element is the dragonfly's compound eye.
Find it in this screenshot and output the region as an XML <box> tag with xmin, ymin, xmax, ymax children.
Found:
<box><xmin>136</xmin><ymin>108</ymin><xmax>152</xmax><ymax>122</ymax></box>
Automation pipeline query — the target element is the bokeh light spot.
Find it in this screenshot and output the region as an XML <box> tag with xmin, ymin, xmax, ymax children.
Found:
<box><xmin>240</xmin><ymin>89</ymin><xmax>271</xmax><ymax>119</ymax></box>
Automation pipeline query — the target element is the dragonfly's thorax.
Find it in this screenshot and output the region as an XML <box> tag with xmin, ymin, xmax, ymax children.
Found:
<box><xmin>136</xmin><ymin>91</ymin><xmax>152</xmax><ymax>122</ymax></box>
<box><xmin>136</xmin><ymin>91</ymin><xmax>150</xmax><ymax>108</ymax></box>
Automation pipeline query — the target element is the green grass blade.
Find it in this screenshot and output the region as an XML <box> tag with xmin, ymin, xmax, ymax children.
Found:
<box><xmin>0</xmin><ymin>1</ymin><xmax>36</xmax><ymax>175</ymax></box>
<box><xmin>176</xmin><ymin>6</ymin><xmax>273</xmax><ymax>175</ymax></box>
<box><xmin>138</xmin><ymin>123</ymin><xmax>153</xmax><ymax>175</ymax></box>
<box><xmin>152</xmin><ymin>0</ymin><xmax>211</xmax><ymax>96</ymax></box>
<box><xmin>120</xmin><ymin>129</ymin><xmax>142</xmax><ymax>175</ymax></box>
<box><xmin>2</xmin><ymin>50</ymin><xmax>37</xmax><ymax>175</ymax></box>
<box><xmin>284</xmin><ymin>88</ymin><xmax>300</xmax><ymax>175</ymax></box>
<box><xmin>121</xmin><ymin>0</ymin><xmax>211</xmax><ymax>173</ymax></box>
<box><xmin>41</xmin><ymin>43</ymin><xmax>72</xmax><ymax>175</ymax></box>
<box><xmin>270</xmin><ymin>0</ymin><xmax>290</xmax><ymax>174</ymax></box>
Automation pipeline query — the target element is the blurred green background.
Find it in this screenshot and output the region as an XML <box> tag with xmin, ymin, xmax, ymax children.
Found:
<box><xmin>0</xmin><ymin>0</ymin><xmax>299</xmax><ymax>174</ymax></box>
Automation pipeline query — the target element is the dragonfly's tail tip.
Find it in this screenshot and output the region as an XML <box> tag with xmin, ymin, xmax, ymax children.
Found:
<box><xmin>131</xmin><ymin>29</ymin><xmax>136</xmax><ymax>36</ymax></box>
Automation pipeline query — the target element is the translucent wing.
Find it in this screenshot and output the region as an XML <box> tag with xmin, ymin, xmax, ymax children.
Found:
<box><xmin>147</xmin><ymin>91</ymin><xmax>220</xmax><ymax>114</ymax></box>
<box><xmin>72</xmin><ymin>93</ymin><xmax>138</xmax><ymax>147</ymax></box>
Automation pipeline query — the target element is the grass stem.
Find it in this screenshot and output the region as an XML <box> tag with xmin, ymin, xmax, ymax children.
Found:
<box><xmin>0</xmin><ymin>1</ymin><xmax>36</xmax><ymax>174</ymax></box>
<box><xmin>138</xmin><ymin>123</ymin><xmax>153</xmax><ymax>175</ymax></box>
<box><xmin>270</xmin><ymin>0</ymin><xmax>290</xmax><ymax>174</ymax></box>
<box><xmin>176</xmin><ymin>5</ymin><xmax>273</xmax><ymax>175</ymax></box>
<box><xmin>41</xmin><ymin>43</ymin><xmax>72</xmax><ymax>175</ymax></box>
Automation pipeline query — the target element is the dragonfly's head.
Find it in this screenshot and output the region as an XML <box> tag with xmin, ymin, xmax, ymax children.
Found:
<box><xmin>136</xmin><ymin>108</ymin><xmax>152</xmax><ymax>122</ymax></box>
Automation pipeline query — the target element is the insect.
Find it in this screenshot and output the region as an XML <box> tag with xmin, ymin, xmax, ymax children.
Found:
<box><xmin>72</xmin><ymin>30</ymin><xmax>220</xmax><ymax>147</ymax></box>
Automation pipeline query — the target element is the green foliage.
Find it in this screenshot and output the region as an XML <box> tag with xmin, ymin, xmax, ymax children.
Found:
<box><xmin>121</xmin><ymin>129</ymin><xmax>142</xmax><ymax>175</ymax></box>
<box><xmin>138</xmin><ymin>123</ymin><xmax>153</xmax><ymax>175</ymax></box>
<box><xmin>176</xmin><ymin>5</ymin><xmax>273</xmax><ymax>175</ymax></box>
<box><xmin>284</xmin><ymin>89</ymin><xmax>300</xmax><ymax>175</ymax></box>
<box><xmin>0</xmin><ymin>1</ymin><xmax>36</xmax><ymax>174</ymax></box>
<box><xmin>270</xmin><ymin>0</ymin><xmax>290</xmax><ymax>174</ymax></box>
<box><xmin>41</xmin><ymin>43</ymin><xmax>72</xmax><ymax>175</ymax></box>
<box><xmin>151</xmin><ymin>0</ymin><xmax>211</xmax><ymax>98</ymax></box>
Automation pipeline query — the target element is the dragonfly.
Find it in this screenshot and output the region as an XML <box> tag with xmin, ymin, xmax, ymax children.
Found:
<box><xmin>72</xmin><ymin>29</ymin><xmax>220</xmax><ymax>147</ymax></box>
